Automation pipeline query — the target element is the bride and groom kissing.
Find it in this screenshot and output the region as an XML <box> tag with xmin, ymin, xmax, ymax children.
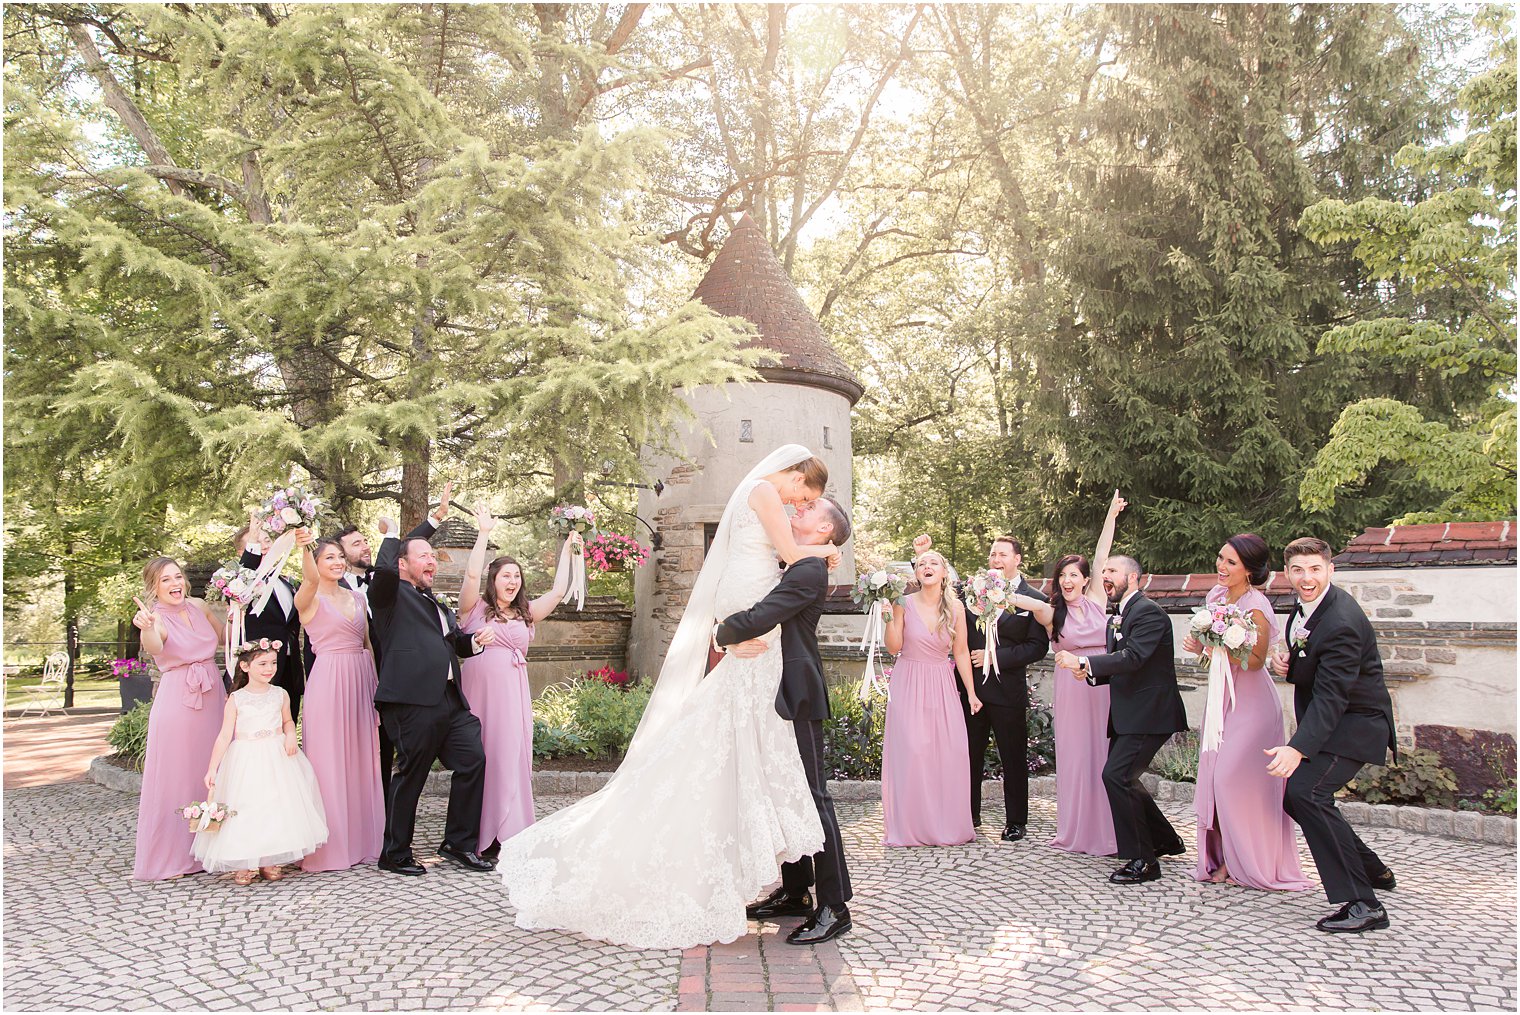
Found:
<box><xmin>497</xmin><ymin>445</ymin><xmax>856</xmax><ymax>950</ymax></box>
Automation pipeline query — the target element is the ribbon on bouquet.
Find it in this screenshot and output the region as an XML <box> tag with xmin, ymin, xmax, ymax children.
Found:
<box><xmin>223</xmin><ymin>605</ymin><xmax>247</xmax><ymax>681</ymax></box>
<box><xmin>250</xmin><ymin>530</ymin><xmax>298</xmax><ymax>614</ymax></box>
<box><xmin>980</xmin><ymin>612</ymin><xmax>1002</xmax><ymax>680</ymax></box>
<box><xmin>856</xmin><ymin>599</ymin><xmax>890</xmax><ymax>701</ymax></box>
<box><xmin>1199</xmin><ymin>646</ymin><xmax>1236</xmax><ymax>754</ymax></box>
<box><xmin>559</xmin><ymin>538</ymin><xmax>586</xmax><ymax>612</ymax></box>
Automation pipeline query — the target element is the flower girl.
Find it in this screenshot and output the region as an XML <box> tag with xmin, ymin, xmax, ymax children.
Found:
<box><xmin>194</xmin><ymin>639</ymin><xmax>328</xmax><ymax>885</ymax></box>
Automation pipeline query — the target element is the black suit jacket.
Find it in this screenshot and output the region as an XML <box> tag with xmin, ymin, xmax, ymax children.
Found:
<box><xmin>961</xmin><ymin>576</ymin><xmax>1049</xmax><ymax>708</ymax></box>
<box><xmin>370</xmin><ymin>519</ymin><xmax>481</xmax><ymax>707</ymax></box>
<box><xmin>1285</xmin><ymin>584</ymin><xmax>1397</xmax><ymax>765</ymax></box>
<box><xmin>239</xmin><ymin>548</ymin><xmax>305</xmax><ymax>695</ymax></box>
<box><xmin>1084</xmin><ymin>593</ymin><xmax>1188</xmax><ymax>737</ymax></box>
<box><xmin>714</xmin><ymin>557</ymin><xmax>831</xmax><ymax>722</ymax></box>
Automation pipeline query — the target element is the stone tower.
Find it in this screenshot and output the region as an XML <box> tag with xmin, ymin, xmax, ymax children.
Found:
<box><xmin>628</xmin><ymin>214</ymin><xmax>863</xmax><ymax>677</ymax></box>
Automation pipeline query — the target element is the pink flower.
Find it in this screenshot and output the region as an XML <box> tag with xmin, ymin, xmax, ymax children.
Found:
<box><xmin>1211</xmin><ymin>620</ymin><xmax>1228</xmax><ymax>635</ymax></box>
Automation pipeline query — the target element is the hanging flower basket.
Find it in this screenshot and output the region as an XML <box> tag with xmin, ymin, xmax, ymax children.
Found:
<box><xmin>585</xmin><ymin>533</ymin><xmax>649</xmax><ymax>574</ymax></box>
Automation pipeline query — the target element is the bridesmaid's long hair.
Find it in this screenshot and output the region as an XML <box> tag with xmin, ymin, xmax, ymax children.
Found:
<box><xmin>484</xmin><ymin>555</ymin><xmax>532</xmax><ymax>626</ymax></box>
<box><xmin>1049</xmin><ymin>554</ymin><xmax>1090</xmax><ymax>643</ymax></box>
<box><xmin>914</xmin><ymin>551</ymin><xmax>960</xmax><ymax>636</ymax></box>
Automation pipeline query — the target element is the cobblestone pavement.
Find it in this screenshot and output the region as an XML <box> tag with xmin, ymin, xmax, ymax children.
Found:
<box><xmin>4</xmin><ymin>779</ymin><xmax>1515</xmax><ymax>1011</ymax></box>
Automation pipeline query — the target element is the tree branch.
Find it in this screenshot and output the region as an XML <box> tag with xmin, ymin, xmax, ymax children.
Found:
<box><xmin>67</xmin><ymin>25</ymin><xmax>184</xmax><ymax>196</ymax></box>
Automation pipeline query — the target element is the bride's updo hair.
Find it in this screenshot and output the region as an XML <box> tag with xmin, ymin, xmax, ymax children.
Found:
<box><xmin>784</xmin><ymin>456</ymin><xmax>829</xmax><ymax>494</ymax></box>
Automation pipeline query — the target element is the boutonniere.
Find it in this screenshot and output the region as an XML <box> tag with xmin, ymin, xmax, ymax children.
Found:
<box><xmin>1107</xmin><ymin>614</ymin><xmax>1122</xmax><ymax>631</ymax></box>
<box><xmin>1289</xmin><ymin>624</ymin><xmax>1309</xmax><ymax>651</ymax></box>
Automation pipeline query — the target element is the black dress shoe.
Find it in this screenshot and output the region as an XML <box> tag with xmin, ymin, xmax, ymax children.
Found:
<box><xmin>785</xmin><ymin>904</ymin><xmax>851</xmax><ymax>945</ymax></box>
<box><xmin>438</xmin><ymin>844</ymin><xmax>495</xmax><ymax>871</ymax></box>
<box><xmin>1370</xmin><ymin>867</ymin><xmax>1396</xmax><ymax>891</ymax></box>
<box><xmin>972</xmin><ymin>814</ymin><xmax>982</xmax><ymax>828</ymax></box>
<box><xmin>481</xmin><ymin>840</ymin><xmax>502</xmax><ymax>862</ymax></box>
<box><xmin>1001</xmin><ymin>824</ymin><xmax>1026</xmax><ymax>842</ymax></box>
<box><xmin>746</xmin><ymin>887</ymin><xmax>813</xmax><ymax>920</ymax></box>
<box><xmin>378</xmin><ymin>856</ymin><xmax>426</xmax><ymax>876</ymax></box>
<box><xmin>1108</xmin><ymin>858</ymin><xmax>1162</xmax><ymax>884</ymax></box>
<box><xmin>1156</xmin><ymin>838</ymin><xmax>1186</xmax><ymax>858</ymax></box>
<box><xmin>1317</xmin><ymin>900</ymin><xmax>1389</xmax><ymax>933</ymax></box>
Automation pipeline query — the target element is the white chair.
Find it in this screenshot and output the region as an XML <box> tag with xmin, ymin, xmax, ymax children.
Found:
<box><xmin>18</xmin><ymin>652</ymin><xmax>69</xmax><ymax>718</ymax></box>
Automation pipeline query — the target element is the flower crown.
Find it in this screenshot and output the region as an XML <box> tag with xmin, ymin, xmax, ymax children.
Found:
<box><xmin>235</xmin><ymin>638</ymin><xmax>283</xmax><ymax>655</ymax></box>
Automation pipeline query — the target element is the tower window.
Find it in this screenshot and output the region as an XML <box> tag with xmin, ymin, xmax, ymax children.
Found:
<box><xmin>823</xmin><ymin>426</ymin><xmax>832</xmax><ymax>449</ymax></box>
<box><xmin>739</xmin><ymin>419</ymin><xmax>754</xmax><ymax>443</ymax></box>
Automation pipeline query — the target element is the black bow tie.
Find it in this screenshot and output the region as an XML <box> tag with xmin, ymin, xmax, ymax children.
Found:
<box><xmin>1107</xmin><ymin>602</ymin><xmax>1121</xmax><ymax>617</ymax></box>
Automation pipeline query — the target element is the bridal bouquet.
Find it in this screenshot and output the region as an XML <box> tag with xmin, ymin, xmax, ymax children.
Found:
<box><xmin>963</xmin><ymin>570</ymin><xmax>1011</xmax><ymax>677</ymax></box>
<box><xmin>207</xmin><ymin>561</ymin><xmax>267</xmax><ymax>679</ymax></box>
<box><xmin>549</xmin><ymin>505</ymin><xmax>596</xmax><ymax>611</ymax></box>
<box><xmin>180</xmin><ymin>800</ymin><xmax>235</xmax><ymax>833</ymax></box>
<box><xmin>549</xmin><ymin>505</ymin><xmax>597</xmax><ymax>553</ymax></box>
<box><xmin>259</xmin><ymin>479</ymin><xmax>321</xmax><ymax>540</ymax></box>
<box><xmin>852</xmin><ymin>568</ymin><xmax>910</xmax><ymax>701</ymax></box>
<box><xmin>1188</xmin><ymin>601</ymin><xmax>1261</xmax><ymax>753</ymax></box>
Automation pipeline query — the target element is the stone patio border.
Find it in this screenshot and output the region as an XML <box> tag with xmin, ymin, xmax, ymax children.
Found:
<box><xmin>88</xmin><ymin>755</ymin><xmax>1514</xmax><ymax>848</ymax></box>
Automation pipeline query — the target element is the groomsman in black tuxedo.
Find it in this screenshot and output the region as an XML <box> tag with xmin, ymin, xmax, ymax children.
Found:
<box><xmin>237</xmin><ymin>517</ymin><xmax>306</xmax><ymax>719</ymax></box>
<box><xmin>371</xmin><ymin>483</ymin><xmax>497</xmax><ymax>876</ymax></box>
<box><xmin>1267</xmin><ymin>537</ymin><xmax>1397</xmax><ymax>933</ymax></box>
<box><xmin>1055</xmin><ymin>555</ymin><xmax>1188</xmax><ymax>884</ymax></box>
<box><xmin>327</xmin><ymin>522</ymin><xmax>395</xmax><ymax>805</ymax></box>
<box><xmin>918</xmin><ymin>534</ymin><xmax>1049</xmax><ymax>842</ymax></box>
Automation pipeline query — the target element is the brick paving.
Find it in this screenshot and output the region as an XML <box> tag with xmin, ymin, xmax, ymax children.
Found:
<box><xmin>3</xmin><ymin>728</ymin><xmax>1516</xmax><ymax>1010</ymax></box>
<box><xmin>2</xmin><ymin>712</ymin><xmax>116</xmax><ymax>789</ymax></box>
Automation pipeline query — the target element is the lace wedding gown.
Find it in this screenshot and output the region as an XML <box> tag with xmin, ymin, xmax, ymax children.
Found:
<box><xmin>497</xmin><ymin>488</ymin><xmax>824</xmax><ymax>949</ymax></box>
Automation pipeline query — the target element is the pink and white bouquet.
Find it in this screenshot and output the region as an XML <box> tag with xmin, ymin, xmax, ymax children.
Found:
<box><xmin>181</xmin><ymin>799</ymin><xmax>235</xmax><ymax>833</ymax></box>
<box><xmin>962</xmin><ymin>570</ymin><xmax>1011</xmax><ymax>677</ymax></box>
<box><xmin>1188</xmin><ymin>600</ymin><xmax>1261</xmax><ymax>752</ymax></box>
<box><xmin>852</xmin><ymin>568</ymin><xmax>910</xmax><ymax>700</ymax></box>
<box><xmin>585</xmin><ymin>533</ymin><xmax>649</xmax><ymax>573</ymax></box>
<box><xmin>1187</xmin><ymin>601</ymin><xmax>1259</xmax><ymax>667</ymax></box>
<box><xmin>549</xmin><ymin>504</ymin><xmax>597</xmax><ymax>553</ymax></box>
<box><xmin>205</xmin><ymin>562</ymin><xmax>264</xmax><ymax>607</ymax></box>
<box><xmin>259</xmin><ymin>478</ymin><xmax>321</xmax><ymax>540</ymax></box>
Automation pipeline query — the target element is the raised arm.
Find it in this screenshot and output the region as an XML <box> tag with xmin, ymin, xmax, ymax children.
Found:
<box><xmin>458</xmin><ymin>503</ymin><xmax>496</xmax><ymax>618</ymax></box>
<box><xmin>716</xmin><ymin>563</ymin><xmax>821</xmax><ymax>645</ymax></box>
<box><xmin>132</xmin><ymin>596</ymin><xmax>166</xmax><ymax>656</ymax></box>
<box><xmin>749</xmin><ymin>482</ymin><xmax>835</xmax><ymax>566</ymax></box>
<box><xmin>528</xmin><ymin>531</ymin><xmax>583</xmax><ymax>623</ymax></box>
<box><xmin>294</xmin><ymin>529</ymin><xmax>320</xmax><ymax>624</ymax></box>
<box><xmin>1089</xmin><ymin>490</ymin><xmax>1127</xmax><ymax>605</ymax></box>
<box><xmin>372</xmin><ymin>514</ymin><xmax>439</xmax><ymax>609</ymax></box>
<box><xmin>1013</xmin><ymin>592</ymin><xmax>1055</xmax><ymax>629</ymax></box>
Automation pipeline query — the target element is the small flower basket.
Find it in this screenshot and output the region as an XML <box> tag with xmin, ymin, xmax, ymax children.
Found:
<box><xmin>585</xmin><ymin>533</ymin><xmax>649</xmax><ymax>573</ymax></box>
<box><xmin>181</xmin><ymin>800</ymin><xmax>235</xmax><ymax>834</ymax></box>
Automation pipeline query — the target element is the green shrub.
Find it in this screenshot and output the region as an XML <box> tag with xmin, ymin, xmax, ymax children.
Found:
<box><xmin>1483</xmin><ymin>781</ymin><xmax>1518</xmax><ymax>816</ymax></box>
<box><xmin>107</xmin><ymin>700</ymin><xmax>153</xmax><ymax>769</ymax></box>
<box><xmin>824</xmin><ymin>686</ymin><xmax>887</xmax><ymax>780</ymax></box>
<box><xmin>1150</xmin><ymin>729</ymin><xmax>1200</xmax><ymax>784</ymax></box>
<box><xmin>531</xmin><ymin>677</ymin><xmax>651</xmax><ymax>761</ymax></box>
<box><xmin>1345</xmin><ymin>747</ymin><xmax>1458</xmax><ymax>808</ymax></box>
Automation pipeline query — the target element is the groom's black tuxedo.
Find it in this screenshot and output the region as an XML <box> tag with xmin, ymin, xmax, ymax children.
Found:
<box><xmin>716</xmin><ymin>555</ymin><xmax>852</xmax><ymax>908</ymax></box>
<box><xmin>371</xmin><ymin>519</ymin><xmax>488</xmax><ymax>862</ymax></box>
<box><xmin>239</xmin><ymin>547</ymin><xmax>306</xmax><ymax>718</ymax></box>
<box><xmin>959</xmin><ymin>576</ymin><xmax>1049</xmax><ymax>829</ymax></box>
<box><xmin>1081</xmin><ymin>591</ymin><xmax>1186</xmax><ymax>862</ymax></box>
<box><xmin>1282</xmin><ymin>583</ymin><xmax>1396</xmax><ymax>905</ymax></box>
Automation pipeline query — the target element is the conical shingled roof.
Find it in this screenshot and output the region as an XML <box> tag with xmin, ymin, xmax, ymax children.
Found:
<box><xmin>693</xmin><ymin>214</ymin><xmax>864</xmax><ymax>405</ymax></box>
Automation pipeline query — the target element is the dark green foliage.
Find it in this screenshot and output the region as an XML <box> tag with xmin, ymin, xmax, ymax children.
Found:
<box><xmin>1345</xmin><ymin>747</ymin><xmax>1459</xmax><ymax>808</ymax></box>
<box><xmin>106</xmin><ymin>700</ymin><xmax>153</xmax><ymax>769</ymax></box>
<box><xmin>1149</xmin><ymin>729</ymin><xmax>1200</xmax><ymax>784</ymax></box>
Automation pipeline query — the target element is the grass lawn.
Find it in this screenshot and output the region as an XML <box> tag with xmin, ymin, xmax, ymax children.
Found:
<box><xmin>4</xmin><ymin>676</ymin><xmax>123</xmax><ymax>710</ymax></box>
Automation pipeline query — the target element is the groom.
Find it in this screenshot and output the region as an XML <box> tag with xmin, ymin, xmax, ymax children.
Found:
<box><xmin>715</xmin><ymin>496</ymin><xmax>855</xmax><ymax>945</ymax></box>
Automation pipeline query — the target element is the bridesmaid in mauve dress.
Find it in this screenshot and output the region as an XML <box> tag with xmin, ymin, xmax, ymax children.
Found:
<box><xmin>880</xmin><ymin>551</ymin><xmax>982</xmax><ymax>847</ymax></box>
<box><xmin>1023</xmin><ymin>491</ymin><xmax>1127</xmax><ymax>857</ymax></box>
<box><xmin>295</xmin><ymin>533</ymin><xmax>384</xmax><ymax>872</ymax></box>
<box><xmin>131</xmin><ymin>557</ymin><xmax>228</xmax><ymax>881</ymax></box>
<box><xmin>1184</xmin><ymin>534</ymin><xmax>1312</xmax><ymax>892</ymax></box>
<box><xmin>456</xmin><ymin>503</ymin><xmax>581</xmax><ymax>858</ymax></box>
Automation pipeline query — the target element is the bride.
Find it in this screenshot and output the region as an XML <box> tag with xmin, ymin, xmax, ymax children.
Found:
<box><xmin>497</xmin><ymin>445</ymin><xmax>841</xmax><ymax>949</ymax></box>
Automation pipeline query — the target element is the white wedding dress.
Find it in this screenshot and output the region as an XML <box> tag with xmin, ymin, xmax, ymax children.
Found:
<box><xmin>497</xmin><ymin>480</ymin><xmax>825</xmax><ymax>950</ymax></box>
